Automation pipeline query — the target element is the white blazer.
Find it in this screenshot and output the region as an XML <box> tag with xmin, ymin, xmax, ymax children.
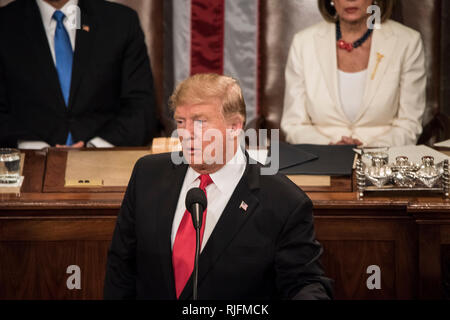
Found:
<box><xmin>281</xmin><ymin>20</ymin><xmax>426</xmax><ymax>147</ymax></box>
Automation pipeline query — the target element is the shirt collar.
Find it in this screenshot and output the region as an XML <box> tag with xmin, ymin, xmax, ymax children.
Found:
<box><xmin>36</xmin><ymin>0</ymin><xmax>79</xmax><ymax>29</ymax></box>
<box><xmin>186</xmin><ymin>147</ymin><xmax>247</xmax><ymax>193</ymax></box>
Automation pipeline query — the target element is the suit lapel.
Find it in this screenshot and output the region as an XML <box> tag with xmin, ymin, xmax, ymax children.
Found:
<box><xmin>314</xmin><ymin>22</ymin><xmax>348</xmax><ymax>122</ymax></box>
<box><xmin>179</xmin><ymin>162</ymin><xmax>261</xmax><ymax>300</ymax></box>
<box><xmin>156</xmin><ymin>155</ymin><xmax>188</xmax><ymax>299</ymax></box>
<box><xmin>23</xmin><ymin>0</ymin><xmax>66</xmax><ymax>111</ymax></box>
<box><xmin>354</xmin><ymin>21</ymin><xmax>397</xmax><ymax>123</ymax></box>
<box><xmin>69</xmin><ymin>0</ymin><xmax>96</xmax><ymax>109</ymax></box>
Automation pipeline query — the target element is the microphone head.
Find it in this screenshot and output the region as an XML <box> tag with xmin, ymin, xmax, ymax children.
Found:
<box><xmin>185</xmin><ymin>188</ymin><xmax>207</xmax><ymax>214</ymax></box>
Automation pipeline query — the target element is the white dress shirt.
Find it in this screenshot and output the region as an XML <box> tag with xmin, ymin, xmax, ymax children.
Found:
<box><xmin>338</xmin><ymin>69</ymin><xmax>367</xmax><ymax>123</ymax></box>
<box><xmin>18</xmin><ymin>0</ymin><xmax>114</xmax><ymax>150</ymax></box>
<box><xmin>171</xmin><ymin>147</ymin><xmax>247</xmax><ymax>252</ymax></box>
<box><xmin>36</xmin><ymin>0</ymin><xmax>78</xmax><ymax>64</ymax></box>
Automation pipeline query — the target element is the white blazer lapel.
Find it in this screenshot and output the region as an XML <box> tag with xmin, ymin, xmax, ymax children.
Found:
<box><xmin>355</xmin><ymin>21</ymin><xmax>397</xmax><ymax>123</ymax></box>
<box><xmin>314</xmin><ymin>22</ymin><xmax>348</xmax><ymax>122</ymax></box>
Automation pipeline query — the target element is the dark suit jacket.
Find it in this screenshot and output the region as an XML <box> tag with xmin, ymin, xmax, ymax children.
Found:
<box><xmin>104</xmin><ymin>152</ymin><xmax>333</xmax><ymax>300</ymax></box>
<box><xmin>0</xmin><ymin>0</ymin><xmax>157</xmax><ymax>147</ymax></box>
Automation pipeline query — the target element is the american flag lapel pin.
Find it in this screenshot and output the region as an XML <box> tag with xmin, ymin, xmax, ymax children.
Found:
<box><xmin>239</xmin><ymin>201</ymin><xmax>248</xmax><ymax>212</ymax></box>
<box><xmin>82</xmin><ymin>25</ymin><xmax>90</xmax><ymax>32</ymax></box>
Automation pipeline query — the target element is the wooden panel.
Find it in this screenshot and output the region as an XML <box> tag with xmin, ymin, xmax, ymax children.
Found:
<box><xmin>0</xmin><ymin>216</ymin><xmax>116</xmax><ymax>299</ymax></box>
<box><xmin>315</xmin><ymin>218</ymin><xmax>411</xmax><ymax>241</ymax></box>
<box><xmin>43</xmin><ymin>149</ymin><xmax>69</xmax><ymax>192</ymax></box>
<box><xmin>418</xmin><ymin>223</ymin><xmax>450</xmax><ymax>300</ymax></box>
<box><xmin>395</xmin><ymin>218</ymin><xmax>419</xmax><ymax>299</ymax></box>
<box><xmin>0</xmin><ymin>199</ymin><xmax>122</xmax><ymax>211</ymax></box>
<box><xmin>442</xmin><ymin>245</ymin><xmax>450</xmax><ymax>299</ymax></box>
<box><xmin>320</xmin><ymin>240</ymin><xmax>395</xmax><ymax>300</ymax></box>
<box><xmin>418</xmin><ymin>224</ymin><xmax>442</xmax><ymax>299</ymax></box>
<box><xmin>21</xmin><ymin>150</ymin><xmax>46</xmax><ymax>193</ymax></box>
<box><xmin>315</xmin><ymin>217</ymin><xmax>417</xmax><ymax>299</ymax></box>
<box><xmin>441</xmin><ymin>225</ymin><xmax>450</xmax><ymax>244</ymax></box>
<box><xmin>0</xmin><ymin>218</ymin><xmax>117</xmax><ymax>241</ymax></box>
<box><xmin>0</xmin><ymin>241</ymin><xmax>110</xmax><ymax>300</ymax></box>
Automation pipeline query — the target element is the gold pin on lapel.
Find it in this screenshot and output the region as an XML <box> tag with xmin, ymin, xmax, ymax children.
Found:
<box><xmin>82</xmin><ymin>25</ymin><xmax>90</xmax><ymax>32</ymax></box>
<box><xmin>371</xmin><ymin>52</ymin><xmax>385</xmax><ymax>80</ymax></box>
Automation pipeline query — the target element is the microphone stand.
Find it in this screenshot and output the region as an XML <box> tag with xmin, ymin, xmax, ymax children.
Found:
<box><xmin>192</xmin><ymin>203</ymin><xmax>201</xmax><ymax>300</ymax></box>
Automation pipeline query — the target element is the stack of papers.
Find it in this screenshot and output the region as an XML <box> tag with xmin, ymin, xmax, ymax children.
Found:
<box><xmin>388</xmin><ymin>145</ymin><xmax>449</xmax><ymax>164</ymax></box>
<box><xmin>434</xmin><ymin>139</ymin><xmax>450</xmax><ymax>148</ymax></box>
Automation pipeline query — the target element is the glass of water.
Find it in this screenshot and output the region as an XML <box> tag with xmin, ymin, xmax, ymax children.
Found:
<box><xmin>0</xmin><ymin>148</ymin><xmax>21</xmax><ymax>184</ymax></box>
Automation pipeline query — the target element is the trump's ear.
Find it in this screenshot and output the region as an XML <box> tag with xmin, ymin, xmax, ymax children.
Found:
<box><xmin>226</xmin><ymin>114</ymin><xmax>245</xmax><ymax>131</ymax></box>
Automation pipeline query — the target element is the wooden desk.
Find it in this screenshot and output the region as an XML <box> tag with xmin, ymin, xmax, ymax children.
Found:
<box><xmin>0</xmin><ymin>149</ymin><xmax>449</xmax><ymax>300</ymax></box>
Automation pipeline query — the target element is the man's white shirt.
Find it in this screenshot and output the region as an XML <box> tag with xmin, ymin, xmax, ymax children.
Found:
<box><xmin>36</xmin><ymin>0</ymin><xmax>78</xmax><ymax>64</ymax></box>
<box><xmin>171</xmin><ymin>147</ymin><xmax>247</xmax><ymax>252</ymax></box>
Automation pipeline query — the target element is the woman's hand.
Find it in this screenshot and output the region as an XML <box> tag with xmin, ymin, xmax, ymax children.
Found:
<box><xmin>330</xmin><ymin>136</ymin><xmax>363</xmax><ymax>146</ymax></box>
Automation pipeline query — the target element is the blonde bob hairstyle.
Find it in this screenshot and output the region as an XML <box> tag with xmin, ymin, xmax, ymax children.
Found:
<box><xmin>169</xmin><ymin>73</ymin><xmax>246</xmax><ymax>125</ymax></box>
<box><xmin>318</xmin><ymin>0</ymin><xmax>395</xmax><ymax>23</ymax></box>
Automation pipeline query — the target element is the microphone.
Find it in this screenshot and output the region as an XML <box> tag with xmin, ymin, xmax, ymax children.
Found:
<box><xmin>185</xmin><ymin>188</ymin><xmax>207</xmax><ymax>230</ymax></box>
<box><xmin>185</xmin><ymin>188</ymin><xmax>208</xmax><ymax>300</ymax></box>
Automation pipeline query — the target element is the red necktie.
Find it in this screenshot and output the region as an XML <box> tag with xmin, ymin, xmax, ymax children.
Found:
<box><xmin>172</xmin><ymin>174</ymin><xmax>213</xmax><ymax>299</ymax></box>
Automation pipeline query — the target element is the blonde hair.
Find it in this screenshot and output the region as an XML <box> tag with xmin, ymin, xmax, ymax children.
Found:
<box><xmin>318</xmin><ymin>0</ymin><xmax>394</xmax><ymax>23</ymax></box>
<box><xmin>169</xmin><ymin>73</ymin><xmax>246</xmax><ymax>125</ymax></box>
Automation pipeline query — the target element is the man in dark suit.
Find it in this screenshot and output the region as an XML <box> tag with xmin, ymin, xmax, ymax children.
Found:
<box><xmin>104</xmin><ymin>73</ymin><xmax>333</xmax><ymax>300</ymax></box>
<box><xmin>0</xmin><ymin>0</ymin><xmax>157</xmax><ymax>148</ymax></box>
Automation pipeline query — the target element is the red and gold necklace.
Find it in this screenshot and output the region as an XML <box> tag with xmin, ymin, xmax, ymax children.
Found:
<box><xmin>336</xmin><ymin>20</ymin><xmax>373</xmax><ymax>52</ymax></box>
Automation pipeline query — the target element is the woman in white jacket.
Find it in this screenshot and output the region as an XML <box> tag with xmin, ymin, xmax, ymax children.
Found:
<box><xmin>281</xmin><ymin>0</ymin><xmax>426</xmax><ymax>147</ymax></box>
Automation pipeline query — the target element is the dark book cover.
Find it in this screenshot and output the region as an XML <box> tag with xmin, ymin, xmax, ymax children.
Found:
<box><xmin>278</xmin><ymin>144</ymin><xmax>356</xmax><ymax>176</ymax></box>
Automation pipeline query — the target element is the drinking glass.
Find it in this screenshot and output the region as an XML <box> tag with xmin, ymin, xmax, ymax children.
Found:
<box><xmin>0</xmin><ymin>148</ymin><xmax>21</xmax><ymax>184</ymax></box>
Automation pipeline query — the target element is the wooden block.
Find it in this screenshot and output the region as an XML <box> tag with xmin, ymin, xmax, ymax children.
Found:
<box><xmin>151</xmin><ymin>137</ymin><xmax>181</xmax><ymax>154</ymax></box>
<box><xmin>65</xmin><ymin>150</ymin><xmax>151</xmax><ymax>187</ymax></box>
<box><xmin>287</xmin><ymin>175</ymin><xmax>331</xmax><ymax>187</ymax></box>
<box><xmin>65</xmin><ymin>179</ymin><xmax>104</xmax><ymax>187</ymax></box>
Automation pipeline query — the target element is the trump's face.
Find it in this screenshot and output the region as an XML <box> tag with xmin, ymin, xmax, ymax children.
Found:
<box><xmin>334</xmin><ymin>0</ymin><xmax>374</xmax><ymax>24</ymax></box>
<box><xmin>174</xmin><ymin>101</ymin><xmax>243</xmax><ymax>174</ymax></box>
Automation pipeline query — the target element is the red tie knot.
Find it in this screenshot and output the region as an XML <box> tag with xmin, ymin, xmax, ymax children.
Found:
<box><xmin>199</xmin><ymin>174</ymin><xmax>213</xmax><ymax>190</ymax></box>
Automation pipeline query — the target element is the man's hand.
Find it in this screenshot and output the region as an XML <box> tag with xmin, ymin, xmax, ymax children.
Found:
<box><xmin>330</xmin><ymin>136</ymin><xmax>363</xmax><ymax>146</ymax></box>
<box><xmin>56</xmin><ymin>141</ymin><xmax>85</xmax><ymax>148</ymax></box>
